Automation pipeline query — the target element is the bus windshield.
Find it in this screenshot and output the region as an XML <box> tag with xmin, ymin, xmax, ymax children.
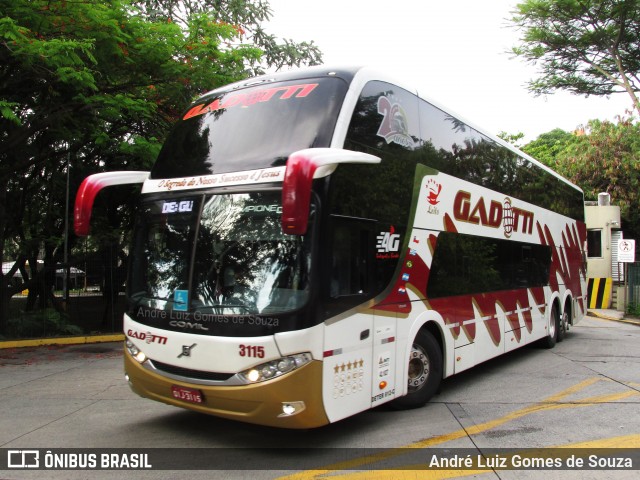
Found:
<box><xmin>150</xmin><ymin>77</ymin><xmax>349</xmax><ymax>179</ymax></box>
<box><xmin>128</xmin><ymin>192</ymin><xmax>313</xmax><ymax>317</ymax></box>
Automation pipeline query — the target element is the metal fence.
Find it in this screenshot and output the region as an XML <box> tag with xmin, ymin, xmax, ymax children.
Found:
<box><xmin>628</xmin><ymin>262</ymin><xmax>640</xmax><ymax>309</ymax></box>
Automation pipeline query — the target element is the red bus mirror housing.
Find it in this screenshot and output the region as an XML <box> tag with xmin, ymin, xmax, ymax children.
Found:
<box><xmin>281</xmin><ymin>148</ymin><xmax>380</xmax><ymax>235</ymax></box>
<box><xmin>74</xmin><ymin>171</ymin><xmax>149</xmax><ymax>236</ymax></box>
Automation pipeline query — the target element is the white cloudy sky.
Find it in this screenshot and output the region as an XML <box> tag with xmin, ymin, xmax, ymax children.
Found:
<box><xmin>265</xmin><ymin>0</ymin><xmax>631</xmax><ymax>141</ymax></box>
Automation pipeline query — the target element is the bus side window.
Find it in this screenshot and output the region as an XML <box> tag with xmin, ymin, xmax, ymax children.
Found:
<box><xmin>330</xmin><ymin>219</ymin><xmax>371</xmax><ymax>298</ymax></box>
<box><xmin>427</xmin><ymin>232</ymin><xmax>551</xmax><ymax>298</ymax></box>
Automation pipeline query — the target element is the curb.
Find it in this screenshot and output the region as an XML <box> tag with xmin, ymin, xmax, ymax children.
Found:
<box><xmin>0</xmin><ymin>334</ymin><xmax>124</xmax><ymax>349</ymax></box>
<box><xmin>588</xmin><ymin>310</ymin><xmax>640</xmax><ymax>327</ymax></box>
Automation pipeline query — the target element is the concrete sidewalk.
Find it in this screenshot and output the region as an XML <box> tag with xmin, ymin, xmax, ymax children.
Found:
<box><xmin>588</xmin><ymin>308</ymin><xmax>640</xmax><ymax>326</ymax></box>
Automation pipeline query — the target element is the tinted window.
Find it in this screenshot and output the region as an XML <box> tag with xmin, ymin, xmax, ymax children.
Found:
<box><xmin>151</xmin><ymin>77</ymin><xmax>348</xmax><ymax>178</ymax></box>
<box><xmin>128</xmin><ymin>193</ymin><xmax>313</xmax><ymax>316</ymax></box>
<box><xmin>346</xmin><ymin>80</ymin><xmax>420</xmax><ymax>155</ymax></box>
<box><xmin>330</xmin><ymin>218</ymin><xmax>372</xmax><ymax>298</ymax></box>
<box><xmin>587</xmin><ymin>229</ymin><xmax>602</xmax><ymax>258</ymax></box>
<box><xmin>128</xmin><ymin>196</ymin><xmax>201</xmax><ymax>309</ymax></box>
<box><xmin>427</xmin><ymin>232</ymin><xmax>551</xmax><ymax>298</ymax></box>
<box><xmin>418</xmin><ymin>100</ymin><xmax>584</xmax><ymax>221</ymax></box>
<box><xmin>322</xmin><ymin>215</ymin><xmax>399</xmax><ymax>319</ymax></box>
<box><xmin>339</xmin><ymin>81</ymin><xmax>420</xmax><ymax>224</ymax></box>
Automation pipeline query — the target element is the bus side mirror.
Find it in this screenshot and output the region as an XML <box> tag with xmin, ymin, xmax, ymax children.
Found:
<box><xmin>281</xmin><ymin>148</ymin><xmax>380</xmax><ymax>235</ymax></box>
<box><xmin>74</xmin><ymin>171</ymin><xmax>149</xmax><ymax>236</ymax></box>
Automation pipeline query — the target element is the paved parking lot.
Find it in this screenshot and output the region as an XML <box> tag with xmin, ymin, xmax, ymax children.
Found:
<box><xmin>1</xmin><ymin>314</ymin><xmax>639</xmax><ymax>479</ymax></box>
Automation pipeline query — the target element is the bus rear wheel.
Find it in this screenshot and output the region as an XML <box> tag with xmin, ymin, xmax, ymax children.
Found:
<box><xmin>558</xmin><ymin>310</ymin><xmax>569</xmax><ymax>342</ymax></box>
<box><xmin>542</xmin><ymin>305</ymin><xmax>559</xmax><ymax>349</ymax></box>
<box><xmin>392</xmin><ymin>329</ymin><xmax>442</xmax><ymax>409</ymax></box>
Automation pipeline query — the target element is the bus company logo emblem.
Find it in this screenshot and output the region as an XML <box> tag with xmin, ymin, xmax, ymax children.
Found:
<box><xmin>426</xmin><ymin>179</ymin><xmax>442</xmax><ymax>206</ymax></box>
<box><xmin>178</xmin><ymin>343</ymin><xmax>197</xmax><ymax>358</ymax></box>
<box><xmin>453</xmin><ymin>191</ymin><xmax>535</xmax><ymax>238</ymax></box>
<box><xmin>183</xmin><ymin>83</ymin><xmax>319</xmax><ymax>120</ymax></box>
<box><xmin>376</xmin><ymin>226</ymin><xmax>401</xmax><ymax>258</ymax></box>
<box><xmin>127</xmin><ymin>329</ymin><xmax>168</xmax><ymax>345</ymax></box>
<box><xmin>503</xmin><ymin>197</ymin><xmax>514</xmax><ymax>238</ymax></box>
<box><xmin>376</xmin><ymin>95</ymin><xmax>415</xmax><ymax>148</ymax></box>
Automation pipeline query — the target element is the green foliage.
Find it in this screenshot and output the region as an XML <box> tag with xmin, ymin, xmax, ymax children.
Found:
<box><xmin>522</xmin><ymin>117</ymin><xmax>640</xmax><ymax>238</ymax></box>
<box><xmin>511</xmin><ymin>0</ymin><xmax>640</xmax><ymax>115</ymax></box>
<box><xmin>0</xmin><ymin>0</ymin><xmax>322</xmax><ymax>333</ymax></box>
<box><xmin>2</xmin><ymin>308</ymin><xmax>83</xmax><ymax>339</ymax></box>
<box><xmin>559</xmin><ymin>118</ymin><xmax>640</xmax><ymax>221</ymax></box>
<box><xmin>627</xmin><ymin>302</ymin><xmax>640</xmax><ymax>317</ymax></box>
<box><xmin>522</xmin><ymin>128</ymin><xmax>577</xmax><ymax>169</ymax></box>
<box><xmin>497</xmin><ymin>131</ymin><xmax>525</xmax><ymax>149</ymax></box>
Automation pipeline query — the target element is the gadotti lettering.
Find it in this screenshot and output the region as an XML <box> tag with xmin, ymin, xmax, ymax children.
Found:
<box><xmin>127</xmin><ymin>329</ymin><xmax>168</xmax><ymax>345</ymax></box>
<box><xmin>183</xmin><ymin>83</ymin><xmax>319</xmax><ymax>120</ymax></box>
<box><xmin>453</xmin><ymin>190</ymin><xmax>534</xmax><ymax>236</ymax></box>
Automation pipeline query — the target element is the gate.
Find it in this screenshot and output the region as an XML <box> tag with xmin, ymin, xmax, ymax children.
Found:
<box><xmin>628</xmin><ymin>262</ymin><xmax>640</xmax><ymax>310</ymax></box>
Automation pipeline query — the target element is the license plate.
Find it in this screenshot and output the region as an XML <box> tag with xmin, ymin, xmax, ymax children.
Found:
<box><xmin>171</xmin><ymin>386</ymin><xmax>203</xmax><ymax>404</ymax></box>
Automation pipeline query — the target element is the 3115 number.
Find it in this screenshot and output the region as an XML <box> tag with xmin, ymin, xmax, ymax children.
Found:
<box><xmin>239</xmin><ymin>344</ymin><xmax>265</xmax><ymax>358</ymax></box>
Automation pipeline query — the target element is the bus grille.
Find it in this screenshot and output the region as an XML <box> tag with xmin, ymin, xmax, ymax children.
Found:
<box><xmin>149</xmin><ymin>359</ymin><xmax>234</xmax><ymax>383</ymax></box>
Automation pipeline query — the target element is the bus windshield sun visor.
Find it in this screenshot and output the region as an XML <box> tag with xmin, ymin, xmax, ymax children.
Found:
<box><xmin>74</xmin><ymin>171</ymin><xmax>149</xmax><ymax>236</ymax></box>
<box><xmin>281</xmin><ymin>148</ymin><xmax>381</xmax><ymax>235</ymax></box>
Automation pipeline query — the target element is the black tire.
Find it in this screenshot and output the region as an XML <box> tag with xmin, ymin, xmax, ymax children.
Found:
<box><xmin>557</xmin><ymin>309</ymin><xmax>569</xmax><ymax>342</ymax></box>
<box><xmin>542</xmin><ymin>305</ymin><xmax>559</xmax><ymax>349</ymax></box>
<box><xmin>391</xmin><ymin>329</ymin><xmax>442</xmax><ymax>409</ymax></box>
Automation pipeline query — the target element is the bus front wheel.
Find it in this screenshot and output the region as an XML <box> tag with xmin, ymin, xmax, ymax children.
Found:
<box><xmin>392</xmin><ymin>329</ymin><xmax>442</xmax><ymax>409</ymax></box>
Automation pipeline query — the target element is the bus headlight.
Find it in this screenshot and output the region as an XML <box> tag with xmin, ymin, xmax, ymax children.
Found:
<box><xmin>238</xmin><ymin>353</ymin><xmax>312</xmax><ymax>384</ymax></box>
<box><xmin>125</xmin><ymin>340</ymin><xmax>148</xmax><ymax>364</ymax></box>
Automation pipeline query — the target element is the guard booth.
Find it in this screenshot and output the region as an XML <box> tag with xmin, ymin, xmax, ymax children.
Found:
<box><xmin>585</xmin><ymin>193</ymin><xmax>622</xmax><ymax>309</ymax></box>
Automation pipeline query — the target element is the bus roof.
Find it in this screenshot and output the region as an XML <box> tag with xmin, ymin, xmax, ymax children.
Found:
<box><xmin>186</xmin><ymin>65</ymin><xmax>582</xmax><ymax>195</ymax></box>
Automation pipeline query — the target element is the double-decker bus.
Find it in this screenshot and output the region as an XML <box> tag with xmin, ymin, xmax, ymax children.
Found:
<box><xmin>75</xmin><ymin>66</ymin><xmax>586</xmax><ymax>428</ymax></box>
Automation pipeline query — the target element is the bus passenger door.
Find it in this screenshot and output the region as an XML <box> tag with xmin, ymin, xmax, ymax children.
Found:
<box><xmin>321</xmin><ymin>216</ymin><xmax>376</xmax><ymax>423</ymax></box>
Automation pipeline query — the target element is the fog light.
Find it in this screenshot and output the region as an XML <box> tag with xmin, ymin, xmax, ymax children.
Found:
<box><xmin>279</xmin><ymin>401</ymin><xmax>306</xmax><ymax>417</ymax></box>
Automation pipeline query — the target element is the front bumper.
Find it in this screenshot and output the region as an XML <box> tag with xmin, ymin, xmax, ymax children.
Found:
<box><xmin>124</xmin><ymin>350</ymin><xmax>329</xmax><ymax>429</ymax></box>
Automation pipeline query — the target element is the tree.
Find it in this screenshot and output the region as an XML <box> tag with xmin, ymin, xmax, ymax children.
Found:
<box><xmin>497</xmin><ymin>131</ymin><xmax>525</xmax><ymax>149</ymax></box>
<box><xmin>521</xmin><ymin>127</ymin><xmax>577</xmax><ymax>168</ymax></box>
<box><xmin>522</xmin><ymin>118</ymin><xmax>640</xmax><ymax>240</ymax></box>
<box><xmin>555</xmin><ymin>117</ymin><xmax>640</xmax><ymax>237</ymax></box>
<box><xmin>0</xmin><ymin>0</ymin><xmax>322</xmax><ymax>334</ymax></box>
<box><xmin>511</xmin><ymin>0</ymin><xmax>640</xmax><ymax>115</ymax></box>
<box><xmin>131</xmin><ymin>0</ymin><xmax>323</xmax><ymax>72</ymax></box>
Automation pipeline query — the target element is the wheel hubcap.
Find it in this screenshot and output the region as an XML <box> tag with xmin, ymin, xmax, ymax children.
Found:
<box><xmin>407</xmin><ymin>345</ymin><xmax>430</xmax><ymax>391</ymax></box>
